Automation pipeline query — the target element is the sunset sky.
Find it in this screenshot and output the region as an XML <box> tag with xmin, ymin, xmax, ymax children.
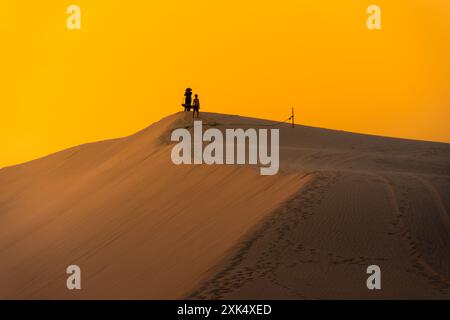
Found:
<box><xmin>1</xmin><ymin>1</ymin><xmax>449</xmax><ymax>168</ymax></box>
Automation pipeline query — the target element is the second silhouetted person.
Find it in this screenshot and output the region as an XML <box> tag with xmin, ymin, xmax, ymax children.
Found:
<box><xmin>193</xmin><ymin>94</ymin><xmax>200</xmax><ymax>118</ymax></box>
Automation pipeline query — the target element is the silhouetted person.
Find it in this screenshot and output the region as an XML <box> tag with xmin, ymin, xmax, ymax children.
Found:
<box><xmin>193</xmin><ymin>94</ymin><xmax>200</xmax><ymax>118</ymax></box>
<box><xmin>184</xmin><ymin>88</ymin><xmax>193</xmax><ymax>111</ymax></box>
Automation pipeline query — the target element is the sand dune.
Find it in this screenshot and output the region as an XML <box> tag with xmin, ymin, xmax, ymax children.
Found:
<box><xmin>0</xmin><ymin>112</ymin><xmax>449</xmax><ymax>299</ymax></box>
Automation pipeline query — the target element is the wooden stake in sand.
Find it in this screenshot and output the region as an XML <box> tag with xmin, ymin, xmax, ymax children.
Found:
<box><xmin>291</xmin><ymin>107</ymin><xmax>295</xmax><ymax>128</ymax></box>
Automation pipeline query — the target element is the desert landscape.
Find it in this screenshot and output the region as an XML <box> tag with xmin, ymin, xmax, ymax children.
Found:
<box><xmin>0</xmin><ymin>112</ymin><xmax>449</xmax><ymax>299</ymax></box>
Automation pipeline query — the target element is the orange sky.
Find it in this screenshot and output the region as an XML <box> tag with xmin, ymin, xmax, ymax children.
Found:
<box><xmin>1</xmin><ymin>1</ymin><xmax>449</xmax><ymax>168</ymax></box>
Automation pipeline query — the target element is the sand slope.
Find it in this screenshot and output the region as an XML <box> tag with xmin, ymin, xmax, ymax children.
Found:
<box><xmin>0</xmin><ymin>112</ymin><xmax>449</xmax><ymax>299</ymax></box>
<box><xmin>0</xmin><ymin>112</ymin><xmax>306</xmax><ymax>299</ymax></box>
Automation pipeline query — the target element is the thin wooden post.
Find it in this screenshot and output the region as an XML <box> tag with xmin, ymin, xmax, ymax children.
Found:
<box><xmin>291</xmin><ymin>107</ymin><xmax>295</xmax><ymax>128</ymax></box>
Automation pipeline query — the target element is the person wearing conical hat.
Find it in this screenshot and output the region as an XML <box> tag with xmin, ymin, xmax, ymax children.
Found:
<box><xmin>183</xmin><ymin>88</ymin><xmax>193</xmax><ymax>112</ymax></box>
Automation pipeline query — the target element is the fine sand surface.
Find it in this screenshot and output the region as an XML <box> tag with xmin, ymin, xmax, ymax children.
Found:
<box><xmin>0</xmin><ymin>112</ymin><xmax>449</xmax><ymax>299</ymax></box>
